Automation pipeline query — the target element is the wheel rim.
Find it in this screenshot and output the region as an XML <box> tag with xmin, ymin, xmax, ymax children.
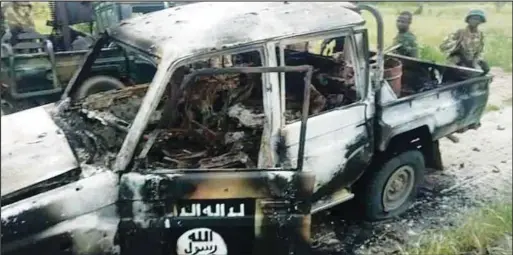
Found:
<box><xmin>86</xmin><ymin>83</ymin><xmax>116</xmax><ymax>96</ymax></box>
<box><xmin>382</xmin><ymin>165</ymin><xmax>415</xmax><ymax>212</ymax></box>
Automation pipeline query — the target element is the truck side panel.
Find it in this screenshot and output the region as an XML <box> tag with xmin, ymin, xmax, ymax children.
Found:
<box><xmin>378</xmin><ymin>76</ymin><xmax>491</xmax><ymax>151</ymax></box>
<box><xmin>1</xmin><ymin>172</ymin><xmax>120</xmax><ymax>255</ymax></box>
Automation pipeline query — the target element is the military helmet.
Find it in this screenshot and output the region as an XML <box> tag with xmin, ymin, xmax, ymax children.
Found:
<box><xmin>465</xmin><ymin>9</ymin><xmax>486</xmax><ymax>23</ymax></box>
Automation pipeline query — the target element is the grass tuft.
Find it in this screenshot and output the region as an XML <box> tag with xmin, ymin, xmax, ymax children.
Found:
<box><xmin>404</xmin><ymin>202</ymin><xmax>512</xmax><ymax>255</ymax></box>
<box><xmin>486</xmin><ymin>104</ymin><xmax>501</xmax><ymax>112</ymax></box>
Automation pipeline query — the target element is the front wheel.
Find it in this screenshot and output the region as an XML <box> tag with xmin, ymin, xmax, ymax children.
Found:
<box><xmin>356</xmin><ymin>150</ymin><xmax>425</xmax><ymax>221</ymax></box>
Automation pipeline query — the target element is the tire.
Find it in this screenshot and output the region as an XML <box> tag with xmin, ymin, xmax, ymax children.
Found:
<box><xmin>73</xmin><ymin>75</ymin><xmax>126</xmax><ymax>100</ymax></box>
<box><xmin>356</xmin><ymin>150</ymin><xmax>425</xmax><ymax>221</ymax></box>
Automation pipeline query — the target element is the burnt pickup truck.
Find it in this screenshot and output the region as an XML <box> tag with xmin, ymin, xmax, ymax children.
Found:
<box><xmin>1</xmin><ymin>2</ymin><xmax>491</xmax><ymax>255</ymax></box>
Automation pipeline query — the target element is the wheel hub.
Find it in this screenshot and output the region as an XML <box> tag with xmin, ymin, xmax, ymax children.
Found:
<box><xmin>382</xmin><ymin>165</ymin><xmax>415</xmax><ymax>212</ymax></box>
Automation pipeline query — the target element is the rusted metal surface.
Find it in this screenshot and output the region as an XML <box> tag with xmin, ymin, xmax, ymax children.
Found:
<box><xmin>383</xmin><ymin>57</ymin><xmax>403</xmax><ymax>96</ymax></box>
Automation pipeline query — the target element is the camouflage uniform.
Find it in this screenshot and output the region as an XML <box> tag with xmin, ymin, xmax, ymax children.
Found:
<box><xmin>2</xmin><ymin>2</ymin><xmax>34</xmax><ymax>40</ymax></box>
<box><xmin>439</xmin><ymin>27</ymin><xmax>484</xmax><ymax>68</ymax></box>
<box><xmin>393</xmin><ymin>31</ymin><xmax>418</xmax><ymax>58</ymax></box>
<box><xmin>439</xmin><ymin>9</ymin><xmax>486</xmax><ymax>69</ymax></box>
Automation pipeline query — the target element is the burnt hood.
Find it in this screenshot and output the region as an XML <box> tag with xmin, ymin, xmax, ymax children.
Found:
<box><xmin>1</xmin><ymin>105</ymin><xmax>81</xmax><ymax>203</ymax></box>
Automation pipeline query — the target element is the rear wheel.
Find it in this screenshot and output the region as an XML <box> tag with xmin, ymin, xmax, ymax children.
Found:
<box><xmin>356</xmin><ymin>150</ymin><xmax>425</xmax><ymax>221</ymax></box>
<box><xmin>73</xmin><ymin>75</ymin><xmax>126</xmax><ymax>100</ymax></box>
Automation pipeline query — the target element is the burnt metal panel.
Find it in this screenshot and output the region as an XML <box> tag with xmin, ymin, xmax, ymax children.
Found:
<box><xmin>117</xmin><ymin>170</ymin><xmax>315</xmax><ymax>255</ymax></box>
<box><xmin>1</xmin><ymin>172</ymin><xmax>119</xmax><ymax>255</ymax></box>
<box><xmin>1</xmin><ymin>106</ymin><xmax>80</xmax><ymax>200</ymax></box>
<box><xmin>109</xmin><ymin>2</ymin><xmax>364</xmax><ymax>59</ymax></box>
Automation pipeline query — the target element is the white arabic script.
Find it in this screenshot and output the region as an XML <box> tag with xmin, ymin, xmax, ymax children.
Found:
<box><xmin>177</xmin><ymin>228</ymin><xmax>228</xmax><ymax>255</ymax></box>
<box><xmin>179</xmin><ymin>203</ymin><xmax>245</xmax><ymax>217</ymax></box>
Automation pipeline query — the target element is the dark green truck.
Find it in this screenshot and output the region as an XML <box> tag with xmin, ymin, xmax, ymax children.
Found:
<box><xmin>0</xmin><ymin>2</ymin><xmax>186</xmax><ymax>114</ymax></box>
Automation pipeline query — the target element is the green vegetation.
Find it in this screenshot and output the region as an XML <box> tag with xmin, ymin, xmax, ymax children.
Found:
<box><xmin>403</xmin><ymin>202</ymin><xmax>512</xmax><ymax>255</ymax></box>
<box><xmin>31</xmin><ymin>2</ymin><xmax>51</xmax><ymax>34</ymax></box>
<box><xmin>486</xmin><ymin>104</ymin><xmax>501</xmax><ymax>112</ymax></box>
<box><xmin>30</xmin><ymin>2</ymin><xmax>512</xmax><ymax>71</ymax></box>
<box><xmin>363</xmin><ymin>2</ymin><xmax>513</xmax><ymax>71</ymax></box>
<box><xmin>31</xmin><ymin>2</ymin><xmax>93</xmax><ymax>35</ymax></box>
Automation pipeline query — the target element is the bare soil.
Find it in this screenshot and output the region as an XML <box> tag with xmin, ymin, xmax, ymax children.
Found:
<box><xmin>311</xmin><ymin>68</ymin><xmax>513</xmax><ymax>255</ymax></box>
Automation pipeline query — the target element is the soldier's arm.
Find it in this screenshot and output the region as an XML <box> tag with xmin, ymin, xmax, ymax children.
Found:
<box><xmin>439</xmin><ymin>29</ymin><xmax>462</xmax><ymax>56</ymax></box>
<box><xmin>407</xmin><ymin>35</ymin><xmax>419</xmax><ymax>58</ymax></box>
<box><xmin>475</xmin><ymin>32</ymin><xmax>485</xmax><ymax>61</ymax></box>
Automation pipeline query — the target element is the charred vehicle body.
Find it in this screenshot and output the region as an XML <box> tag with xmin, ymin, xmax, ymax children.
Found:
<box><xmin>1</xmin><ymin>2</ymin><xmax>492</xmax><ymax>255</ymax></box>
<box><xmin>1</xmin><ymin>2</ymin><xmax>179</xmax><ymax>114</ymax></box>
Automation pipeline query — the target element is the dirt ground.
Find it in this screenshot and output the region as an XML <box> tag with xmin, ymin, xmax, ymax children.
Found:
<box><xmin>311</xmin><ymin>68</ymin><xmax>513</xmax><ymax>255</ymax></box>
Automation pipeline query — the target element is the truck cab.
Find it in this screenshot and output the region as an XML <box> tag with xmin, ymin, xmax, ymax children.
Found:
<box><xmin>1</xmin><ymin>2</ymin><xmax>491</xmax><ymax>255</ymax></box>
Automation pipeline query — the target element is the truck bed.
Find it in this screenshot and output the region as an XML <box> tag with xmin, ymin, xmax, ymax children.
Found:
<box><xmin>377</xmin><ymin>54</ymin><xmax>492</xmax><ymax>151</ymax></box>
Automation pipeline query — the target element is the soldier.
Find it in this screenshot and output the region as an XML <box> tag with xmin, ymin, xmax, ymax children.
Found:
<box><xmin>392</xmin><ymin>11</ymin><xmax>418</xmax><ymax>58</ymax></box>
<box><xmin>2</xmin><ymin>1</ymin><xmax>35</xmax><ymax>43</ymax></box>
<box><xmin>439</xmin><ymin>9</ymin><xmax>489</xmax><ymax>74</ymax></box>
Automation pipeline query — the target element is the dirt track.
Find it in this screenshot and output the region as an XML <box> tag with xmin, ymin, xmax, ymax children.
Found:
<box><xmin>312</xmin><ymin>68</ymin><xmax>513</xmax><ymax>255</ymax></box>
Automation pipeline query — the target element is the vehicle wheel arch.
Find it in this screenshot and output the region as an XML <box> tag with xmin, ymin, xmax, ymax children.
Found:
<box><xmin>352</xmin><ymin>123</ymin><xmax>439</xmax><ymax>189</ymax></box>
<box><xmin>66</xmin><ymin>67</ymin><xmax>125</xmax><ymax>99</ymax></box>
<box><xmin>71</xmin><ymin>75</ymin><xmax>126</xmax><ymax>101</ymax></box>
<box><xmin>380</xmin><ymin>124</ymin><xmax>443</xmax><ymax>171</ymax></box>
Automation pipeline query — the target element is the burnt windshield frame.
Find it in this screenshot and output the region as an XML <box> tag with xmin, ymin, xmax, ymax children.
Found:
<box><xmin>163</xmin><ymin>65</ymin><xmax>314</xmax><ymax>172</ymax></box>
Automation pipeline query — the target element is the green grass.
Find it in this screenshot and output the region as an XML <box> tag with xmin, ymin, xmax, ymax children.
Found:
<box><xmin>403</xmin><ymin>202</ymin><xmax>513</xmax><ymax>255</ymax></box>
<box><xmin>309</xmin><ymin>2</ymin><xmax>512</xmax><ymax>72</ymax></box>
<box><xmin>486</xmin><ymin>104</ymin><xmax>501</xmax><ymax>112</ymax></box>
<box><xmin>363</xmin><ymin>2</ymin><xmax>513</xmax><ymax>71</ymax></box>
